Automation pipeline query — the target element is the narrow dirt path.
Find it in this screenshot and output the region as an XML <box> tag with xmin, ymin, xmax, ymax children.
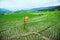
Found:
<box><xmin>6</xmin><ymin>32</ymin><xmax>50</xmax><ymax>40</ymax></box>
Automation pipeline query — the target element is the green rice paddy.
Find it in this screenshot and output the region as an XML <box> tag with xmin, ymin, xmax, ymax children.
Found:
<box><xmin>0</xmin><ymin>11</ymin><xmax>60</xmax><ymax>40</ymax></box>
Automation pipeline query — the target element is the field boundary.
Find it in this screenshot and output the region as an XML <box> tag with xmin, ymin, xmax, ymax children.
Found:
<box><xmin>5</xmin><ymin>32</ymin><xmax>50</xmax><ymax>40</ymax></box>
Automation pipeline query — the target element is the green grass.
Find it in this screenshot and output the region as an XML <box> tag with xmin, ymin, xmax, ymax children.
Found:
<box><xmin>0</xmin><ymin>11</ymin><xmax>60</xmax><ymax>40</ymax></box>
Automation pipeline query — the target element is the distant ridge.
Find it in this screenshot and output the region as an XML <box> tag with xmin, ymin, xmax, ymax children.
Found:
<box><xmin>0</xmin><ymin>8</ymin><xmax>11</xmax><ymax>14</ymax></box>
<box><xmin>31</xmin><ymin>5</ymin><xmax>60</xmax><ymax>11</ymax></box>
<box><xmin>0</xmin><ymin>5</ymin><xmax>60</xmax><ymax>14</ymax></box>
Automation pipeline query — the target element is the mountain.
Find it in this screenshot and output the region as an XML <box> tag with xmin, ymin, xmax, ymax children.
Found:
<box><xmin>0</xmin><ymin>5</ymin><xmax>60</xmax><ymax>14</ymax></box>
<box><xmin>0</xmin><ymin>8</ymin><xmax>11</xmax><ymax>14</ymax></box>
<box><xmin>31</xmin><ymin>5</ymin><xmax>60</xmax><ymax>11</ymax></box>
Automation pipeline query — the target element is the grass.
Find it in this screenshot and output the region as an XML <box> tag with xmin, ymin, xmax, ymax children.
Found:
<box><xmin>0</xmin><ymin>10</ymin><xmax>60</xmax><ymax>40</ymax></box>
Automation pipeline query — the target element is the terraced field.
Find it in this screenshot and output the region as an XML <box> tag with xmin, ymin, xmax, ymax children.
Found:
<box><xmin>0</xmin><ymin>11</ymin><xmax>60</xmax><ymax>40</ymax></box>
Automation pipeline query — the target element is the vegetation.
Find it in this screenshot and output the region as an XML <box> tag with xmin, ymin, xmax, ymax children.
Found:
<box><xmin>0</xmin><ymin>10</ymin><xmax>60</xmax><ymax>40</ymax></box>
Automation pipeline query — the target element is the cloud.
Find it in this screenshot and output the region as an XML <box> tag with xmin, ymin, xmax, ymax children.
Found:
<box><xmin>0</xmin><ymin>0</ymin><xmax>60</xmax><ymax>10</ymax></box>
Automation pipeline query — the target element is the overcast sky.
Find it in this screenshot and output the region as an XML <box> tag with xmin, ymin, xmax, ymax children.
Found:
<box><xmin>0</xmin><ymin>0</ymin><xmax>60</xmax><ymax>11</ymax></box>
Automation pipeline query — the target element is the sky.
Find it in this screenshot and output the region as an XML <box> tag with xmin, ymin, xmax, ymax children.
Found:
<box><xmin>0</xmin><ymin>0</ymin><xmax>60</xmax><ymax>11</ymax></box>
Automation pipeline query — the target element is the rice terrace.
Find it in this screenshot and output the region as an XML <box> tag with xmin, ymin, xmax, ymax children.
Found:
<box><xmin>0</xmin><ymin>0</ymin><xmax>60</xmax><ymax>40</ymax></box>
<box><xmin>0</xmin><ymin>10</ymin><xmax>60</xmax><ymax>40</ymax></box>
